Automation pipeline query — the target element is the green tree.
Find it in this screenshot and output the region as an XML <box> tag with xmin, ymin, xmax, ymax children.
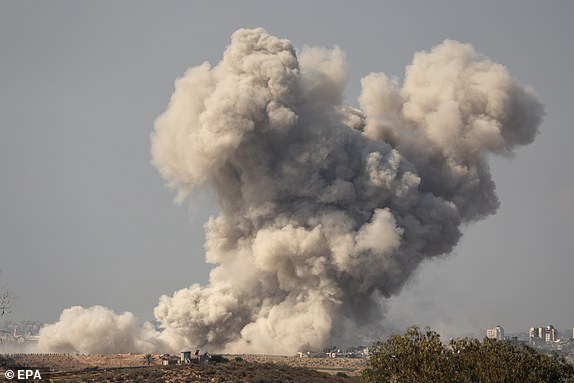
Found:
<box><xmin>143</xmin><ymin>354</ymin><xmax>155</xmax><ymax>366</ymax></box>
<box><xmin>363</xmin><ymin>326</ymin><xmax>454</xmax><ymax>383</ymax></box>
<box><xmin>362</xmin><ymin>326</ymin><xmax>574</xmax><ymax>383</ymax></box>
<box><xmin>449</xmin><ymin>337</ymin><xmax>574</xmax><ymax>383</ymax></box>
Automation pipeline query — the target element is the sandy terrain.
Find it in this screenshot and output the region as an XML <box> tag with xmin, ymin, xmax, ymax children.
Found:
<box><xmin>1</xmin><ymin>353</ymin><xmax>364</xmax><ymax>382</ymax></box>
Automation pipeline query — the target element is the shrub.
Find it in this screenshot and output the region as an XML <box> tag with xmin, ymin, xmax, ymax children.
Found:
<box><xmin>362</xmin><ymin>326</ymin><xmax>574</xmax><ymax>383</ymax></box>
<box><xmin>210</xmin><ymin>354</ymin><xmax>229</xmax><ymax>363</ymax></box>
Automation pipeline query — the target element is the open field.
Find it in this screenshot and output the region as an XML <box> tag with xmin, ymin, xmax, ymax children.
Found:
<box><xmin>1</xmin><ymin>353</ymin><xmax>364</xmax><ymax>382</ymax></box>
<box><xmin>239</xmin><ymin>354</ymin><xmax>365</xmax><ymax>376</ymax></box>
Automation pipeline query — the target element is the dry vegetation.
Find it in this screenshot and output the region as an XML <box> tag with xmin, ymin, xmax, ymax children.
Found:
<box><xmin>1</xmin><ymin>353</ymin><xmax>364</xmax><ymax>382</ymax></box>
<box><xmin>240</xmin><ymin>354</ymin><xmax>364</xmax><ymax>375</ymax></box>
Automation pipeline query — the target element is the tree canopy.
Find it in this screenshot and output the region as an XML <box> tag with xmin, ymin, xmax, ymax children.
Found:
<box><xmin>362</xmin><ymin>326</ymin><xmax>574</xmax><ymax>383</ymax></box>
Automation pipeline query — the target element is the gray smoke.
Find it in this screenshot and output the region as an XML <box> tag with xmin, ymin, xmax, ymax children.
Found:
<box><xmin>38</xmin><ymin>28</ymin><xmax>543</xmax><ymax>354</ymax></box>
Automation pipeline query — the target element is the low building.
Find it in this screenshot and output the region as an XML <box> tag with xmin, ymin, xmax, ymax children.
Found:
<box><xmin>160</xmin><ymin>354</ymin><xmax>179</xmax><ymax>365</ymax></box>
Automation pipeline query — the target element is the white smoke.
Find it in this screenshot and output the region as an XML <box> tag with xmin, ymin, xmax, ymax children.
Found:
<box><xmin>37</xmin><ymin>306</ymin><xmax>165</xmax><ymax>354</ymax></box>
<box><xmin>38</xmin><ymin>28</ymin><xmax>543</xmax><ymax>355</ymax></box>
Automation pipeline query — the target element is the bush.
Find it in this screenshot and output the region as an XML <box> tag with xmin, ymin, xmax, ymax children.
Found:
<box><xmin>362</xmin><ymin>326</ymin><xmax>574</xmax><ymax>383</ymax></box>
<box><xmin>210</xmin><ymin>354</ymin><xmax>229</xmax><ymax>363</ymax></box>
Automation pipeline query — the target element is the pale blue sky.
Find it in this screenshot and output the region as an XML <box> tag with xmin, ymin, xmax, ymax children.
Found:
<box><xmin>1</xmin><ymin>1</ymin><xmax>573</xmax><ymax>337</ymax></box>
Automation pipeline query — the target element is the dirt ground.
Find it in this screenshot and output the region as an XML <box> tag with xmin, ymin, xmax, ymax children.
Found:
<box><xmin>238</xmin><ymin>354</ymin><xmax>365</xmax><ymax>375</ymax></box>
<box><xmin>1</xmin><ymin>353</ymin><xmax>364</xmax><ymax>382</ymax></box>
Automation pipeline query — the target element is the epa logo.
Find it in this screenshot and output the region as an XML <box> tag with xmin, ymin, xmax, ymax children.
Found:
<box><xmin>4</xmin><ymin>369</ymin><xmax>42</xmax><ymax>380</ymax></box>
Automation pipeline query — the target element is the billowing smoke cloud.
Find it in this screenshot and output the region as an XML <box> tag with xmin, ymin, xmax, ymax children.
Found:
<box><xmin>37</xmin><ymin>306</ymin><xmax>165</xmax><ymax>354</ymax></box>
<box><xmin>38</xmin><ymin>28</ymin><xmax>543</xmax><ymax>354</ymax></box>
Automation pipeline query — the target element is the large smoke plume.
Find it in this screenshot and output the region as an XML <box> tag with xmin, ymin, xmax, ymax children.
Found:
<box><xmin>38</xmin><ymin>28</ymin><xmax>543</xmax><ymax>354</ymax></box>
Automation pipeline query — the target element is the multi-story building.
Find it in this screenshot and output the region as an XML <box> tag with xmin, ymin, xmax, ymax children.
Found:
<box><xmin>545</xmin><ymin>325</ymin><xmax>557</xmax><ymax>343</ymax></box>
<box><xmin>529</xmin><ymin>325</ymin><xmax>558</xmax><ymax>344</ymax></box>
<box><xmin>486</xmin><ymin>325</ymin><xmax>504</xmax><ymax>340</ymax></box>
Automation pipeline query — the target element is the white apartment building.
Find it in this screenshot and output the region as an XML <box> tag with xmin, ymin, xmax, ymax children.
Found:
<box><xmin>545</xmin><ymin>325</ymin><xmax>557</xmax><ymax>343</ymax></box>
<box><xmin>486</xmin><ymin>325</ymin><xmax>504</xmax><ymax>340</ymax></box>
<box><xmin>529</xmin><ymin>325</ymin><xmax>558</xmax><ymax>343</ymax></box>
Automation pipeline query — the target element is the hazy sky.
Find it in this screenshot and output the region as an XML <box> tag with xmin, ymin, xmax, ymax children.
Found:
<box><xmin>1</xmin><ymin>1</ymin><xmax>572</xmax><ymax>338</ymax></box>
